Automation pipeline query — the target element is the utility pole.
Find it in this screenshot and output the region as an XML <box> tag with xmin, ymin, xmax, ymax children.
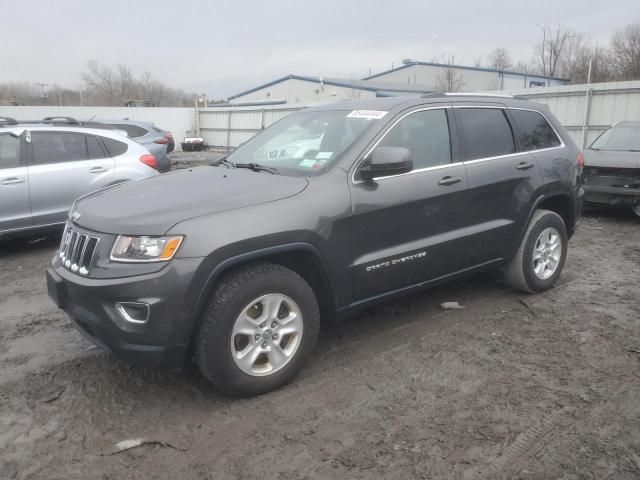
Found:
<box><xmin>36</xmin><ymin>82</ymin><xmax>48</xmax><ymax>99</ymax></box>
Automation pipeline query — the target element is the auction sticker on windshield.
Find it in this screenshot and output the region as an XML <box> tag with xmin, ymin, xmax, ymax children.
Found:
<box><xmin>346</xmin><ymin>110</ymin><xmax>388</xmax><ymax>120</ymax></box>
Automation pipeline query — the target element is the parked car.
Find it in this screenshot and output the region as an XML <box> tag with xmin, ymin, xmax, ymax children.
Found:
<box><xmin>46</xmin><ymin>95</ymin><xmax>583</xmax><ymax>396</ymax></box>
<box><xmin>583</xmin><ymin>120</ymin><xmax>640</xmax><ymax>216</ymax></box>
<box><xmin>0</xmin><ymin>116</ymin><xmax>158</xmax><ymax>238</ymax></box>
<box><xmin>97</xmin><ymin>119</ymin><xmax>173</xmax><ymax>172</ymax></box>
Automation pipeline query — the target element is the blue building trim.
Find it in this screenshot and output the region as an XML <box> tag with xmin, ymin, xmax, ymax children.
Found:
<box><xmin>228</xmin><ymin>74</ymin><xmax>432</xmax><ymax>100</ymax></box>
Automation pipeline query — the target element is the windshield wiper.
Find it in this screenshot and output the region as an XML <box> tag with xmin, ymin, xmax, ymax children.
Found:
<box><xmin>210</xmin><ymin>156</ymin><xmax>235</xmax><ymax>168</ymax></box>
<box><xmin>234</xmin><ymin>163</ymin><xmax>280</xmax><ymax>174</ymax></box>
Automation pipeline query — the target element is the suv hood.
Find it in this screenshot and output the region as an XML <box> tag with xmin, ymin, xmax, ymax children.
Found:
<box><xmin>73</xmin><ymin>167</ymin><xmax>309</xmax><ymax>235</ymax></box>
<box><xmin>584</xmin><ymin>149</ymin><xmax>640</xmax><ymax>169</ymax></box>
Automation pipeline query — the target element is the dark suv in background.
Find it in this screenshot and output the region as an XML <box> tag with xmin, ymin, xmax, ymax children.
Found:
<box><xmin>47</xmin><ymin>94</ymin><xmax>583</xmax><ymax>396</ymax></box>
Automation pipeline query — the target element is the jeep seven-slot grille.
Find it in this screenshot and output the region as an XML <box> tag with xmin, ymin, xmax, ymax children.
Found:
<box><xmin>59</xmin><ymin>224</ymin><xmax>99</xmax><ymax>276</ymax></box>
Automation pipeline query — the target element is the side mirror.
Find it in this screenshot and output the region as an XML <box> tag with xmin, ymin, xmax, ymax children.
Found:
<box><xmin>359</xmin><ymin>146</ymin><xmax>413</xmax><ymax>181</ymax></box>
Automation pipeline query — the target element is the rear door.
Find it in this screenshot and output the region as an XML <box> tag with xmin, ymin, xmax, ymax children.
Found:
<box><xmin>28</xmin><ymin>131</ymin><xmax>115</xmax><ymax>226</ymax></box>
<box><xmin>453</xmin><ymin>106</ymin><xmax>544</xmax><ymax>265</ymax></box>
<box><xmin>349</xmin><ymin>106</ymin><xmax>472</xmax><ymax>300</ymax></box>
<box><xmin>0</xmin><ymin>131</ymin><xmax>31</xmax><ymax>232</ymax></box>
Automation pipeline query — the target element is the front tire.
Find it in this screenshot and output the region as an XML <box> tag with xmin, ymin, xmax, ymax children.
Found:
<box><xmin>195</xmin><ymin>263</ymin><xmax>320</xmax><ymax>396</ymax></box>
<box><xmin>504</xmin><ymin>209</ymin><xmax>568</xmax><ymax>293</ymax></box>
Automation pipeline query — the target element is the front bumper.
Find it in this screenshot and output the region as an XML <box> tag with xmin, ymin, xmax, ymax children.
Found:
<box><xmin>47</xmin><ymin>256</ymin><xmax>202</xmax><ymax>369</ymax></box>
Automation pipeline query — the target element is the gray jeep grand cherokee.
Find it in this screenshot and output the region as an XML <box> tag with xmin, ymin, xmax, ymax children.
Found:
<box><xmin>47</xmin><ymin>95</ymin><xmax>584</xmax><ymax>396</ymax></box>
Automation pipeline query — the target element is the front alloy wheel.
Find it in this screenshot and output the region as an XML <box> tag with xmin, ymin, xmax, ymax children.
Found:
<box><xmin>231</xmin><ymin>294</ymin><xmax>303</xmax><ymax>376</ymax></box>
<box><xmin>196</xmin><ymin>263</ymin><xmax>320</xmax><ymax>396</ymax></box>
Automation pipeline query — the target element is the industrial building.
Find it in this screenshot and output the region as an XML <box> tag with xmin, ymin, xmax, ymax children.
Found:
<box><xmin>226</xmin><ymin>61</ymin><xmax>569</xmax><ymax>105</ymax></box>
<box><xmin>227</xmin><ymin>75</ymin><xmax>433</xmax><ymax>105</ymax></box>
<box><xmin>364</xmin><ymin>60</ymin><xmax>569</xmax><ymax>91</ymax></box>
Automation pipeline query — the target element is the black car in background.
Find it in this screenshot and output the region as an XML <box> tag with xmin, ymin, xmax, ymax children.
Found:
<box><xmin>583</xmin><ymin>120</ymin><xmax>640</xmax><ymax>216</ymax></box>
<box><xmin>47</xmin><ymin>94</ymin><xmax>584</xmax><ymax>396</ymax></box>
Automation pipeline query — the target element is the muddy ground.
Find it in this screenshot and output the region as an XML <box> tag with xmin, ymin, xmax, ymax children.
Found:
<box><xmin>1</xmin><ymin>206</ymin><xmax>639</xmax><ymax>480</ymax></box>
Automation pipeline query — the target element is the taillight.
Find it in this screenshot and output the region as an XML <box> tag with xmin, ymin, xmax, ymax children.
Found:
<box><xmin>140</xmin><ymin>154</ymin><xmax>158</xmax><ymax>170</ymax></box>
<box><xmin>154</xmin><ymin>138</ymin><xmax>169</xmax><ymax>145</ymax></box>
<box><xmin>577</xmin><ymin>152</ymin><xmax>585</xmax><ymax>168</ymax></box>
<box><xmin>164</xmin><ymin>133</ymin><xmax>173</xmax><ymax>139</ymax></box>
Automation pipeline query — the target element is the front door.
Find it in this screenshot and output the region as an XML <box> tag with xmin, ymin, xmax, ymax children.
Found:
<box><xmin>0</xmin><ymin>131</ymin><xmax>31</xmax><ymax>233</ymax></box>
<box><xmin>27</xmin><ymin>131</ymin><xmax>115</xmax><ymax>226</ymax></box>
<box><xmin>349</xmin><ymin>107</ymin><xmax>471</xmax><ymax>300</ymax></box>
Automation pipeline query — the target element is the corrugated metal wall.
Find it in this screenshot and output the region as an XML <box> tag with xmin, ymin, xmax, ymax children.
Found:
<box><xmin>500</xmin><ymin>80</ymin><xmax>640</xmax><ymax>147</ymax></box>
<box><xmin>0</xmin><ymin>106</ymin><xmax>196</xmax><ymax>150</ymax></box>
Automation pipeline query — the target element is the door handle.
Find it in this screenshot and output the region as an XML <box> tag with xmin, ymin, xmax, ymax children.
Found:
<box><xmin>438</xmin><ymin>176</ymin><xmax>463</xmax><ymax>186</ymax></box>
<box><xmin>89</xmin><ymin>166</ymin><xmax>108</xmax><ymax>174</ymax></box>
<box><xmin>516</xmin><ymin>162</ymin><xmax>535</xmax><ymax>170</ymax></box>
<box><xmin>0</xmin><ymin>177</ymin><xmax>25</xmax><ymax>186</ymax></box>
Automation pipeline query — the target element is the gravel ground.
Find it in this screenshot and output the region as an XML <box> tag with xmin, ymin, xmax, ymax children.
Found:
<box><xmin>0</xmin><ymin>209</ymin><xmax>639</xmax><ymax>480</ymax></box>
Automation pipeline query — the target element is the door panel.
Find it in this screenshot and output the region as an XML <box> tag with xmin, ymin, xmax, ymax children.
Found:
<box><xmin>453</xmin><ymin>107</ymin><xmax>543</xmax><ymax>265</ymax></box>
<box><xmin>28</xmin><ymin>132</ymin><xmax>115</xmax><ymax>226</ymax></box>
<box><xmin>350</xmin><ymin>165</ymin><xmax>470</xmax><ymax>299</ymax></box>
<box><xmin>0</xmin><ymin>133</ymin><xmax>31</xmax><ymax>232</ymax></box>
<box><xmin>463</xmin><ymin>153</ymin><xmax>543</xmax><ymax>264</ymax></box>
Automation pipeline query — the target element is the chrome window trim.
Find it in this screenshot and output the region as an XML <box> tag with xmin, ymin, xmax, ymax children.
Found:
<box><xmin>351</xmin><ymin>105</ymin><xmax>565</xmax><ymax>183</ymax></box>
<box><xmin>351</xmin><ymin>105</ymin><xmax>453</xmax><ymax>184</ymax></box>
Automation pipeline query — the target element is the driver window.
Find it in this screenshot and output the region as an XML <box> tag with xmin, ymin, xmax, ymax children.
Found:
<box><xmin>378</xmin><ymin>109</ymin><xmax>451</xmax><ymax>170</ymax></box>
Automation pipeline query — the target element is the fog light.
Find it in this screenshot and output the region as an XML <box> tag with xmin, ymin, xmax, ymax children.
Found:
<box><xmin>115</xmin><ymin>302</ymin><xmax>150</xmax><ymax>324</ymax></box>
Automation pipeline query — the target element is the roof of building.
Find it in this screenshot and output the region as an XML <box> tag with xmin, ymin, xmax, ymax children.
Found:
<box><xmin>363</xmin><ymin>61</ymin><xmax>569</xmax><ymax>82</ymax></box>
<box><xmin>227</xmin><ymin>74</ymin><xmax>433</xmax><ymax>101</ymax></box>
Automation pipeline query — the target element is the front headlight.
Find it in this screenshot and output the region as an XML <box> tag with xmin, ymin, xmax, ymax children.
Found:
<box><xmin>110</xmin><ymin>235</ymin><xmax>184</xmax><ymax>263</ymax></box>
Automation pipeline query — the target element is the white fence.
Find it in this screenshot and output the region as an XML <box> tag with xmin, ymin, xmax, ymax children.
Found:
<box><xmin>2</xmin><ymin>81</ymin><xmax>639</xmax><ymax>150</ymax></box>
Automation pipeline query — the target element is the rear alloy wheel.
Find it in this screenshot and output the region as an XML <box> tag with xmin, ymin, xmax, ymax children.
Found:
<box><xmin>196</xmin><ymin>263</ymin><xmax>320</xmax><ymax>396</ymax></box>
<box><xmin>504</xmin><ymin>209</ymin><xmax>568</xmax><ymax>293</ymax></box>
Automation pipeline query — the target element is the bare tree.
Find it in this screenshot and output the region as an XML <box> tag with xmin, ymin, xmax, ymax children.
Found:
<box><xmin>435</xmin><ymin>56</ymin><xmax>466</xmax><ymax>92</ymax></box>
<box><xmin>535</xmin><ymin>24</ymin><xmax>573</xmax><ymax>77</ymax></box>
<box><xmin>610</xmin><ymin>22</ymin><xmax>640</xmax><ymax>80</ymax></box>
<box><xmin>139</xmin><ymin>71</ymin><xmax>168</xmax><ymax>106</ymax></box>
<box><xmin>558</xmin><ymin>34</ymin><xmax>613</xmax><ymax>83</ymax></box>
<box><xmin>82</xmin><ymin>60</ymin><xmax>120</xmax><ymax>105</ymax></box>
<box><xmin>487</xmin><ymin>48</ymin><xmax>512</xmax><ymax>70</ymax></box>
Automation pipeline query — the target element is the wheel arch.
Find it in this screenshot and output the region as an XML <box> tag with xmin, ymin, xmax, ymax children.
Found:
<box><xmin>188</xmin><ymin>242</ymin><xmax>337</xmax><ymax>333</ymax></box>
<box><xmin>520</xmin><ymin>192</ymin><xmax>575</xmax><ymax>246</ymax></box>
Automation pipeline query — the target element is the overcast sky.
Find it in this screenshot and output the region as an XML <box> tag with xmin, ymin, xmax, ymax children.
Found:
<box><xmin>1</xmin><ymin>0</ymin><xmax>636</xmax><ymax>98</ymax></box>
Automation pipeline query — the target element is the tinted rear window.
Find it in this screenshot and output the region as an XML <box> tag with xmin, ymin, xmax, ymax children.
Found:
<box><xmin>456</xmin><ymin>108</ymin><xmax>515</xmax><ymax>160</ymax></box>
<box><xmin>102</xmin><ymin>137</ymin><xmax>129</xmax><ymax>157</ymax></box>
<box><xmin>0</xmin><ymin>134</ymin><xmax>20</xmax><ymax>169</ymax></box>
<box><xmin>112</xmin><ymin>124</ymin><xmax>148</xmax><ymax>138</ymax></box>
<box><xmin>510</xmin><ymin>109</ymin><xmax>561</xmax><ymax>151</ymax></box>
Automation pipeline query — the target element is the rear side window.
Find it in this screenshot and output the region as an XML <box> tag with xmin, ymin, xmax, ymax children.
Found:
<box><xmin>456</xmin><ymin>108</ymin><xmax>515</xmax><ymax>160</ymax></box>
<box><xmin>31</xmin><ymin>132</ymin><xmax>88</xmax><ymax>164</ymax></box>
<box><xmin>86</xmin><ymin>136</ymin><xmax>106</xmax><ymax>159</ymax></box>
<box><xmin>378</xmin><ymin>109</ymin><xmax>451</xmax><ymax>170</ymax></box>
<box><xmin>101</xmin><ymin>137</ymin><xmax>129</xmax><ymax>157</ymax></box>
<box><xmin>0</xmin><ymin>134</ymin><xmax>20</xmax><ymax>169</ymax></box>
<box><xmin>510</xmin><ymin>109</ymin><xmax>561</xmax><ymax>151</ymax></box>
<box><xmin>111</xmin><ymin>124</ymin><xmax>148</xmax><ymax>138</ymax></box>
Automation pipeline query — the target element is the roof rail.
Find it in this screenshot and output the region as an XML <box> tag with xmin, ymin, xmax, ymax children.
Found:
<box><xmin>42</xmin><ymin>116</ymin><xmax>79</xmax><ymax>124</ymax></box>
<box><xmin>0</xmin><ymin>116</ymin><xmax>18</xmax><ymax>125</ymax></box>
<box><xmin>421</xmin><ymin>92</ymin><xmax>446</xmax><ymax>98</ymax></box>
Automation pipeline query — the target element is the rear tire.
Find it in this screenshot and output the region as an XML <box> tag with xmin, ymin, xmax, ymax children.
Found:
<box><xmin>195</xmin><ymin>263</ymin><xmax>320</xmax><ymax>396</ymax></box>
<box><xmin>504</xmin><ymin>209</ymin><xmax>568</xmax><ymax>293</ymax></box>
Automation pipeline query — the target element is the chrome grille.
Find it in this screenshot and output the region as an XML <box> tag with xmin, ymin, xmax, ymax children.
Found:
<box><xmin>59</xmin><ymin>224</ymin><xmax>100</xmax><ymax>276</ymax></box>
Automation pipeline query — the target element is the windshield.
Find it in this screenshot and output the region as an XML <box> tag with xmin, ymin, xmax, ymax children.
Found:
<box><xmin>225</xmin><ymin>110</ymin><xmax>380</xmax><ymax>176</ymax></box>
<box><xmin>590</xmin><ymin>125</ymin><xmax>640</xmax><ymax>151</ymax></box>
